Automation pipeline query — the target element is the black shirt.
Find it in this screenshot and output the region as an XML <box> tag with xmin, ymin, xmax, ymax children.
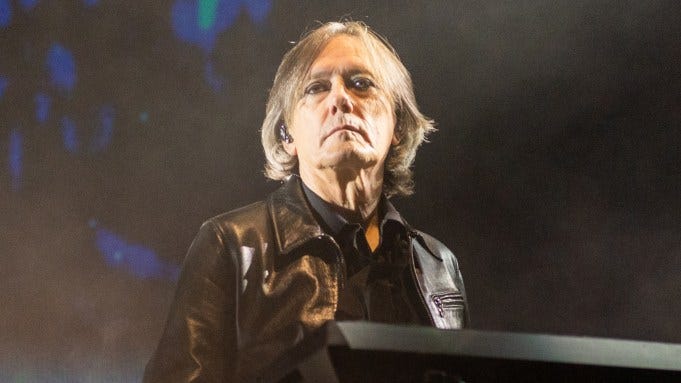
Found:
<box><xmin>301</xmin><ymin>182</ymin><xmax>424</xmax><ymax>324</ymax></box>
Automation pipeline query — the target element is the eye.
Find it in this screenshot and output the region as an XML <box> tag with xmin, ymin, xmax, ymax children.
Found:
<box><xmin>350</xmin><ymin>77</ymin><xmax>374</xmax><ymax>91</ymax></box>
<box><xmin>304</xmin><ymin>81</ymin><xmax>329</xmax><ymax>95</ymax></box>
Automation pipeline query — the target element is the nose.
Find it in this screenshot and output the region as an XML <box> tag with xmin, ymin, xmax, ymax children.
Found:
<box><xmin>329</xmin><ymin>81</ymin><xmax>353</xmax><ymax>114</ymax></box>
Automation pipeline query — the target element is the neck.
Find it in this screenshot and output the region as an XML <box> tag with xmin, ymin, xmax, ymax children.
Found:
<box><xmin>300</xmin><ymin>166</ymin><xmax>384</xmax><ymax>224</ymax></box>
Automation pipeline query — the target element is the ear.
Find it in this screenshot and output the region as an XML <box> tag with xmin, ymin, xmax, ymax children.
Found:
<box><xmin>391</xmin><ymin>125</ymin><xmax>401</xmax><ymax>146</ymax></box>
<box><xmin>278</xmin><ymin>122</ymin><xmax>297</xmax><ymax>155</ymax></box>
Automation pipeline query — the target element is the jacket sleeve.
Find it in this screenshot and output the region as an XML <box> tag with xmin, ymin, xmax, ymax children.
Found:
<box><xmin>143</xmin><ymin>220</ymin><xmax>238</xmax><ymax>383</ymax></box>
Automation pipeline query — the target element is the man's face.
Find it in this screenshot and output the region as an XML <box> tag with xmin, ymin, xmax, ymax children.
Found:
<box><xmin>286</xmin><ymin>35</ymin><xmax>397</xmax><ymax>176</ymax></box>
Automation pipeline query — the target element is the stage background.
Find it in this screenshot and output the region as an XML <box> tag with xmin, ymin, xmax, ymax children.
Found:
<box><xmin>1</xmin><ymin>0</ymin><xmax>680</xmax><ymax>381</ymax></box>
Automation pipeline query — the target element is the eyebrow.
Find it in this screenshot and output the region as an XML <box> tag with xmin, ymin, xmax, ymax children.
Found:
<box><xmin>307</xmin><ymin>67</ymin><xmax>374</xmax><ymax>81</ymax></box>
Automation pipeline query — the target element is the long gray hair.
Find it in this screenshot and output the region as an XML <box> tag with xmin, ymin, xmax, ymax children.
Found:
<box><xmin>261</xmin><ymin>21</ymin><xmax>435</xmax><ymax>197</ymax></box>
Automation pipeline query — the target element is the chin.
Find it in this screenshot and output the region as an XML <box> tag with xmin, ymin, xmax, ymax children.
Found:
<box><xmin>320</xmin><ymin>149</ymin><xmax>377</xmax><ymax>170</ymax></box>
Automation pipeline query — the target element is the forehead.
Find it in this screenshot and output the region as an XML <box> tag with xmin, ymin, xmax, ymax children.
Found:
<box><xmin>307</xmin><ymin>35</ymin><xmax>375</xmax><ymax>77</ymax></box>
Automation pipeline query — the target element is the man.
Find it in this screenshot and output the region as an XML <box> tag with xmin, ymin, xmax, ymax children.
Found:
<box><xmin>144</xmin><ymin>21</ymin><xmax>467</xmax><ymax>382</ymax></box>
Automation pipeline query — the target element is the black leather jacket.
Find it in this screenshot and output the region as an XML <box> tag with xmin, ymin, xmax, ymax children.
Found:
<box><xmin>144</xmin><ymin>176</ymin><xmax>468</xmax><ymax>382</ymax></box>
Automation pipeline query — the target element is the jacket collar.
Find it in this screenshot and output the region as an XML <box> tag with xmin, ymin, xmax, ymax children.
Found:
<box><xmin>267</xmin><ymin>175</ymin><xmax>326</xmax><ymax>255</ymax></box>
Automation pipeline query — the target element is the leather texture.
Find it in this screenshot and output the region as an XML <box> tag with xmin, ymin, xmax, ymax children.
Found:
<box><xmin>143</xmin><ymin>176</ymin><xmax>468</xmax><ymax>382</ymax></box>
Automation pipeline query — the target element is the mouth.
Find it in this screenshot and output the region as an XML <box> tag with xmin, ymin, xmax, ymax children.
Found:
<box><xmin>325</xmin><ymin>124</ymin><xmax>370</xmax><ymax>143</ymax></box>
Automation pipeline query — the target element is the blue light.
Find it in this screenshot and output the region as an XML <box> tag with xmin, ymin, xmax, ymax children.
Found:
<box><xmin>89</xmin><ymin>105</ymin><xmax>114</xmax><ymax>152</ymax></box>
<box><xmin>0</xmin><ymin>76</ymin><xmax>8</xmax><ymax>98</ymax></box>
<box><xmin>19</xmin><ymin>0</ymin><xmax>39</xmax><ymax>11</ymax></box>
<box><xmin>171</xmin><ymin>0</ymin><xmax>272</xmax><ymax>53</ymax></box>
<box><xmin>83</xmin><ymin>0</ymin><xmax>99</xmax><ymax>6</ymax></box>
<box><xmin>0</xmin><ymin>0</ymin><xmax>11</xmax><ymax>28</ymax></box>
<box><xmin>244</xmin><ymin>0</ymin><xmax>272</xmax><ymax>25</ymax></box>
<box><xmin>139</xmin><ymin>111</ymin><xmax>149</xmax><ymax>122</ymax></box>
<box><xmin>212</xmin><ymin>0</ymin><xmax>242</xmax><ymax>32</ymax></box>
<box><xmin>94</xmin><ymin>226</ymin><xmax>180</xmax><ymax>280</ymax></box>
<box><xmin>172</xmin><ymin>0</ymin><xmax>222</xmax><ymax>53</ymax></box>
<box><xmin>171</xmin><ymin>0</ymin><xmax>271</xmax><ymax>92</ymax></box>
<box><xmin>35</xmin><ymin>92</ymin><xmax>51</xmax><ymax>123</ymax></box>
<box><xmin>204</xmin><ymin>61</ymin><xmax>225</xmax><ymax>93</ymax></box>
<box><xmin>9</xmin><ymin>129</ymin><xmax>23</xmax><ymax>192</ymax></box>
<box><xmin>46</xmin><ymin>44</ymin><xmax>77</xmax><ymax>93</ymax></box>
<box><xmin>61</xmin><ymin>116</ymin><xmax>79</xmax><ymax>153</ymax></box>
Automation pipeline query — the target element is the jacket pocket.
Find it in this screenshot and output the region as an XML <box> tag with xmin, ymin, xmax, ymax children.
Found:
<box><xmin>430</xmin><ymin>291</ymin><xmax>465</xmax><ymax>318</ymax></box>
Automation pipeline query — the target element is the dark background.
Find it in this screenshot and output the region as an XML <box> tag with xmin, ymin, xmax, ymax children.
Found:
<box><xmin>1</xmin><ymin>0</ymin><xmax>680</xmax><ymax>381</ymax></box>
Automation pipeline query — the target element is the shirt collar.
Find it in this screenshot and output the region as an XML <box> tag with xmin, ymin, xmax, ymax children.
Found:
<box><xmin>301</xmin><ymin>181</ymin><xmax>405</xmax><ymax>237</ymax></box>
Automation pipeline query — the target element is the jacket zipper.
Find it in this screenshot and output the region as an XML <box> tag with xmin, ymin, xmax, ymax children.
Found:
<box><xmin>431</xmin><ymin>292</ymin><xmax>465</xmax><ymax>318</ymax></box>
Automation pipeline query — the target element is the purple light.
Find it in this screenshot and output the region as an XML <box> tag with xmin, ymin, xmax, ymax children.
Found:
<box><xmin>244</xmin><ymin>0</ymin><xmax>271</xmax><ymax>25</ymax></box>
<box><xmin>94</xmin><ymin>225</ymin><xmax>180</xmax><ymax>280</ymax></box>
<box><xmin>19</xmin><ymin>0</ymin><xmax>39</xmax><ymax>11</ymax></box>
<box><xmin>0</xmin><ymin>0</ymin><xmax>11</xmax><ymax>28</ymax></box>
<box><xmin>0</xmin><ymin>76</ymin><xmax>8</xmax><ymax>98</ymax></box>
<box><xmin>89</xmin><ymin>105</ymin><xmax>115</xmax><ymax>152</ymax></box>
<box><xmin>61</xmin><ymin>116</ymin><xmax>79</xmax><ymax>153</ymax></box>
<box><xmin>35</xmin><ymin>92</ymin><xmax>51</xmax><ymax>123</ymax></box>
<box><xmin>46</xmin><ymin>44</ymin><xmax>77</xmax><ymax>93</ymax></box>
<box><xmin>204</xmin><ymin>61</ymin><xmax>225</xmax><ymax>93</ymax></box>
<box><xmin>9</xmin><ymin>128</ymin><xmax>23</xmax><ymax>191</ymax></box>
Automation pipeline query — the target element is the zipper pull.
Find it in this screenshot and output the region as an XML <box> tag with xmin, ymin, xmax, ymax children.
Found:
<box><xmin>432</xmin><ymin>295</ymin><xmax>444</xmax><ymax>317</ymax></box>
